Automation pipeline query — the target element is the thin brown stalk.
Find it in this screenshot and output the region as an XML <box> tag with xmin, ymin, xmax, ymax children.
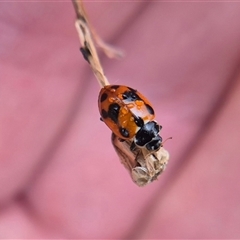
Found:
<box><xmin>72</xmin><ymin>0</ymin><xmax>123</xmax><ymax>87</ymax></box>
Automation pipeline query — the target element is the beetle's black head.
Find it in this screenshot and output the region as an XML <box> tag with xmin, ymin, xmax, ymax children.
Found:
<box><xmin>134</xmin><ymin>121</ymin><xmax>162</xmax><ymax>151</ymax></box>
<box><xmin>145</xmin><ymin>135</ymin><xmax>162</xmax><ymax>151</ymax></box>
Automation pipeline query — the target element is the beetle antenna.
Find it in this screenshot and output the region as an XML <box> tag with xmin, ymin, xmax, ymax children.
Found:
<box><xmin>161</xmin><ymin>137</ymin><xmax>172</xmax><ymax>147</ymax></box>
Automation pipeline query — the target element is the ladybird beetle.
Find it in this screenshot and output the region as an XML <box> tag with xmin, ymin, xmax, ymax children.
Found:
<box><xmin>98</xmin><ymin>85</ymin><xmax>162</xmax><ymax>151</ymax></box>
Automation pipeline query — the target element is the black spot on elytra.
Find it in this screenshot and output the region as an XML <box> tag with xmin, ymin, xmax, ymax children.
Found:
<box><xmin>110</xmin><ymin>85</ymin><xmax>120</xmax><ymax>90</ymax></box>
<box><xmin>108</xmin><ymin>103</ymin><xmax>120</xmax><ymax>124</ymax></box>
<box><xmin>100</xmin><ymin>93</ymin><xmax>108</xmax><ymax>102</ymax></box>
<box><xmin>101</xmin><ymin>109</ymin><xmax>108</xmax><ymax>119</ymax></box>
<box><xmin>119</xmin><ymin>127</ymin><xmax>129</xmax><ymax>138</ymax></box>
<box><xmin>145</xmin><ymin>104</ymin><xmax>154</xmax><ymax>115</ymax></box>
<box><xmin>127</xmin><ymin>87</ymin><xmax>137</xmax><ymax>92</ymax></box>
<box><xmin>122</xmin><ymin>90</ymin><xmax>141</xmax><ymax>102</ymax></box>
<box><xmin>134</xmin><ymin>116</ymin><xmax>144</xmax><ymax>128</ymax></box>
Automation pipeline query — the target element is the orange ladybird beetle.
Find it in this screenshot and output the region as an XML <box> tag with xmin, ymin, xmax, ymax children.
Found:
<box><xmin>98</xmin><ymin>85</ymin><xmax>162</xmax><ymax>151</ymax></box>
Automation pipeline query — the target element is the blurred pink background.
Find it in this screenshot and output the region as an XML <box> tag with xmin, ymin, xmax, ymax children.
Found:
<box><xmin>1</xmin><ymin>1</ymin><xmax>240</xmax><ymax>238</ymax></box>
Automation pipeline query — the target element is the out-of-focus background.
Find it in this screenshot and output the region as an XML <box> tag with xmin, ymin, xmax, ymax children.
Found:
<box><xmin>1</xmin><ymin>2</ymin><xmax>240</xmax><ymax>238</ymax></box>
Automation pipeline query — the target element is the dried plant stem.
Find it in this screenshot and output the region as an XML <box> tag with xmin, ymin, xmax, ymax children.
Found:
<box><xmin>76</xmin><ymin>19</ymin><xmax>109</xmax><ymax>87</ymax></box>
<box><xmin>72</xmin><ymin>0</ymin><xmax>108</xmax><ymax>87</ymax></box>
<box><xmin>72</xmin><ymin>0</ymin><xmax>123</xmax><ymax>87</ymax></box>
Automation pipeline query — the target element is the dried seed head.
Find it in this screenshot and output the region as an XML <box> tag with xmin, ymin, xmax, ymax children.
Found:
<box><xmin>111</xmin><ymin>133</ymin><xmax>170</xmax><ymax>187</ymax></box>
